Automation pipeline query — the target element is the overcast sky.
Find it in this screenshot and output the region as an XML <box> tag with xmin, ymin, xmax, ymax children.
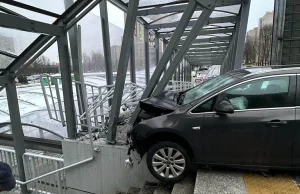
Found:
<box><xmin>92</xmin><ymin>0</ymin><xmax>275</xmax><ymax>32</ymax></box>
<box><xmin>247</xmin><ymin>0</ymin><xmax>274</xmax><ymax>31</ymax></box>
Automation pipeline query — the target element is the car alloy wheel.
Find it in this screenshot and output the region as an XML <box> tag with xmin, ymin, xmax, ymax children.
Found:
<box><xmin>152</xmin><ymin>147</ymin><xmax>186</xmax><ymax>179</ymax></box>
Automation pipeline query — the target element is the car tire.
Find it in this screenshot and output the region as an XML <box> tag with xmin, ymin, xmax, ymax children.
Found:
<box><xmin>146</xmin><ymin>141</ymin><xmax>191</xmax><ymax>183</ymax></box>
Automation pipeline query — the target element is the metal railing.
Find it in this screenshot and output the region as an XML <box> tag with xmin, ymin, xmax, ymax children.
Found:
<box><xmin>0</xmin><ymin>147</ymin><xmax>19</xmax><ymax>180</ymax></box>
<box><xmin>23</xmin><ymin>152</ymin><xmax>66</xmax><ymax>194</ymax></box>
<box><xmin>0</xmin><ymin>147</ymin><xmax>66</xmax><ymax>194</ymax></box>
<box><xmin>40</xmin><ymin>75</ymin><xmax>193</xmax><ymax>134</ymax></box>
<box><xmin>40</xmin><ymin>74</ymin><xmax>145</xmax><ymax>132</ymax></box>
<box><xmin>166</xmin><ymin>80</ymin><xmax>193</xmax><ymax>92</ymax></box>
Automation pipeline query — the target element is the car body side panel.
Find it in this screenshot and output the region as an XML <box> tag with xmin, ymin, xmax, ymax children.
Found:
<box><xmin>133</xmin><ymin>113</ymin><xmax>203</xmax><ymax>160</ymax></box>
<box><xmin>199</xmin><ymin>108</ymin><xmax>295</xmax><ymax>166</ymax></box>
<box><xmin>292</xmin><ymin>75</ymin><xmax>300</xmax><ymax>166</ymax></box>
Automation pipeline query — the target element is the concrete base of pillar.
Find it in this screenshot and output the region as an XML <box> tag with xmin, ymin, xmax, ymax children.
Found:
<box><xmin>62</xmin><ymin>139</ymin><xmax>157</xmax><ymax>194</ymax></box>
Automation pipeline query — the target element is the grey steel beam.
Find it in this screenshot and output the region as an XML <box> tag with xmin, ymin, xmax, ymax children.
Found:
<box><xmin>149</xmin><ymin>16</ymin><xmax>238</xmax><ymax>29</ymax></box>
<box><xmin>181</xmin><ymin>61</ymin><xmax>184</xmax><ymax>81</ymax></box>
<box><xmin>189</xmin><ymin>47</ymin><xmax>227</xmax><ymax>52</ymax></box>
<box><xmin>0</xmin><ymin>133</ymin><xmax>62</xmax><ymax>153</ymax></box>
<box><xmin>6</xmin><ymin>81</ymin><xmax>28</xmax><ymax>193</ymax></box>
<box><xmin>177</xmin><ymin>61</ymin><xmax>181</xmax><ymax>81</ymax></box>
<box><xmin>229</xmin><ymin>22</ymin><xmax>239</xmax><ymax>71</ymax></box>
<box><xmin>179</xmin><ymin>36</ymin><xmax>232</xmax><ymax>44</ymax></box>
<box><xmin>57</xmin><ymin>31</ymin><xmax>77</xmax><ymax>138</ymax></box>
<box><xmin>155</xmin><ymin>31</ymin><xmax>160</xmax><ymax>65</ymax></box>
<box><xmin>137</xmin><ymin>0</ymin><xmax>243</xmax><ymax>16</ymax></box>
<box><xmin>2</xmin><ymin>0</ymin><xmax>95</xmax><ymax>76</ymax></box>
<box><xmin>130</xmin><ymin>37</ymin><xmax>136</xmax><ymax>83</ymax></box>
<box><xmin>0</xmin><ymin>12</ymin><xmax>63</xmax><ymax>36</ymax></box>
<box><xmin>180</xmin><ymin>42</ymin><xmax>229</xmax><ymax>49</ymax></box>
<box><xmin>107</xmin><ymin>0</ymin><xmax>139</xmax><ymax>143</ymax></box>
<box><xmin>0</xmin><ymin>0</ymin><xmax>60</xmax><ymax>18</ymax></box>
<box><xmin>186</xmin><ymin>53</ymin><xmax>225</xmax><ymax>56</ymax></box>
<box><xmin>152</xmin><ymin>1</ymin><xmax>217</xmax><ymax>96</ymax></box>
<box><xmin>64</xmin><ymin>0</ymin><xmax>87</xmax><ymax>130</ymax></box>
<box><xmin>144</xmin><ymin>26</ymin><xmax>150</xmax><ymax>83</ymax></box>
<box><xmin>159</xmin><ymin>28</ymin><xmax>235</xmax><ymax>38</ymax></box>
<box><xmin>186</xmin><ymin>51</ymin><xmax>226</xmax><ymax>54</ymax></box>
<box><xmin>271</xmin><ymin>0</ymin><xmax>286</xmax><ymax>65</ymax></box>
<box><xmin>130</xmin><ymin>0</ymin><xmax>198</xmax><ymax>125</ymax></box>
<box><xmin>233</xmin><ymin>0</ymin><xmax>251</xmax><ymax>69</ymax></box>
<box><xmin>0</xmin><ymin>50</ymin><xmax>18</xmax><ymax>58</ymax></box>
<box><xmin>186</xmin><ymin>57</ymin><xmax>224</xmax><ymax>60</ymax></box>
<box><xmin>0</xmin><ymin>5</ymin><xmax>27</xmax><ymax>18</ymax></box>
<box><xmin>188</xmin><ymin>60</ymin><xmax>223</xmax><ymax>63</ymax></box>
<box><xmin>100</xmin><ymin>0</ymin><xmax>114</xmax><ymax>87</ymax></box>
<box><xmin>221</xmin><ymin>29</ymin><xmax>236</xmax><ymax>73</ymax></box>
<box><xmin>0</xmin><ymin>75</ymin><xmax>12</xmax><ymax>84</ymax></box>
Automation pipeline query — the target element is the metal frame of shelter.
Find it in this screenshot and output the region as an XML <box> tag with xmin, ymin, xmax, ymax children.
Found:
<box><xmin>0</xmin><ymin>0</ymin><xmax>250</xmax><ymax>192</ymax></box>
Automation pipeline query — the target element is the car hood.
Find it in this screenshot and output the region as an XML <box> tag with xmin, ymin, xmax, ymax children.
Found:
<box><xmin>139</xmin><ymin>91</ymin><xmax>180</xmax><ymax>113</ymax></box>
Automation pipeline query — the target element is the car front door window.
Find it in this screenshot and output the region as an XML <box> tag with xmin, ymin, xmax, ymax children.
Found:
<box><xmin>224</xmin><ymin>76</ymin><xmax>290</xmax><ymax>110</ymax></box>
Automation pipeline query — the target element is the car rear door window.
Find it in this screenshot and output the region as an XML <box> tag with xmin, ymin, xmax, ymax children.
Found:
<box><xmin>224</xmin><ymin>76</ymin><xmax>291</xmax><ymax>110</ymax></box>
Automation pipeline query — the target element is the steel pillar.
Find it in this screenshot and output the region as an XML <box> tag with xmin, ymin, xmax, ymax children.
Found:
<box><xmin>57</xmin><ymin>30</ymin><xmax>77</xmax><ymax>138</ymax></box>
<box><xmin>6</xmin><ymin>81</ymin><xmax>28</xmax><ymax>193</ymax></box>
<box><xmin>130</xmin><ymin>0</ymin><xmax>198</xmax><ymax>125</ymax></box>
<box><xmin>64</xmin><ymin>0</ymin><xmax>87</xmax><ymax>130</ymax></box>
<box><xmin>130</xmin><ymin>37</ymin><xmax>136</xmax><ymax>83</ymax></box>
<box><xmin>233</xmin><ymin>0</ymin><xmax>251</xmax><ymax>69</ymax></box>
<box><xmin>100</xmin><ymin>0</ymin><xmax>114</xmax><ymax>87</ymax></box>
<box><xmin>155</xmin><ymin>31</ymin><xmax>160</xmax><ymax>66</ymax></box>
<box><xmin>182</xmin><ymin>61</ymin><xmax>185</xmax><ymax>81</ymax></box>
<box><xmin>177</xmin><ymin>61</ymin><xmax>181</xmax><ymax>81</ymax></box>
<box><xmin>107</xmin><ymin>0</ymin><xmax>139</xmax><ymax>143</ymax></box>
<box><xmin>271</xmin><ymin>0</ymin><xmax>286</xmax><ymax>65</ymax></box>
<box><xmin>144</xmin><ymin>26</ymin><xmax>150</xmax><ymax>83</ymax></box>
<box><xmin>152</xmin><ymin>2</ymin><xmax>217</xmax><ymax>96</ymax></box>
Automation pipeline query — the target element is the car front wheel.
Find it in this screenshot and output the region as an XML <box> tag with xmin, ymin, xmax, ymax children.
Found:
<box><xmin>146</xmin><ymin>141</ymin><xmax>191</xmax><ymax>183</ymax></box>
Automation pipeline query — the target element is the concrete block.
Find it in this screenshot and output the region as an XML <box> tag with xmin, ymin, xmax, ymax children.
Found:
<box><xmin>171</xmin><ymin>175</ymin><xmax>194</xmax><ymax>194</ymax></box>
<box><xmin>62</xmin><ymin>139</ymin><xmax>157</xmax><ymax>194</ymax></box>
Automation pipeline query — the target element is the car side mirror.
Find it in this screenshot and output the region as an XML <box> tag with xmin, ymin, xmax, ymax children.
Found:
<box><xmin>215</xmin><ymin>100</ymin><xmax>234</xmax><ymax>114</ymax></box>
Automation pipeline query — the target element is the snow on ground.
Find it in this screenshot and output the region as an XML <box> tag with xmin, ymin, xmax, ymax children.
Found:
<box><xmin>0</xmin><ymin>66</ymin><xmax>215</xmax><ymax>140</ymax></box>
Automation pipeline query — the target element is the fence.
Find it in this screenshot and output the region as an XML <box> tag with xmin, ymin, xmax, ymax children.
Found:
<box><xmin>40</xmin><ymin>75</ymin><xmax>193</xmax><ymax>132</ymax></box>
<box><xmin>40</xmin><ymin>74</ymin><xmax>145</xmax><ymax>132</ymax></box>
<box><xmin>0</xmin><ymin>147</ymin><xmax>66</xmax><ymax>194</ymax></box>
<box><xmin>166</xmin><ymin>80</ymin><xmax>194</xmax><ymax>92</ymax></box>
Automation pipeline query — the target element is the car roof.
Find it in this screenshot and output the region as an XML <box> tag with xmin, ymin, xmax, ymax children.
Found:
<box><xmin>228</xmin><ymin>65</ymin><xmax>300</xmax><ymax>80</ymax></box>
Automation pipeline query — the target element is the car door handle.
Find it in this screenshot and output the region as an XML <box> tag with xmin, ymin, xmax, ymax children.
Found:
<box><xmin>266</xmin><ymin>120</ymin><xmax>287</xmax><ymax>127</ymax></box>
<box><xmin>192</xmin><ymin>126</ymin><xmax>201</xmax><ymax>130</ymax></box>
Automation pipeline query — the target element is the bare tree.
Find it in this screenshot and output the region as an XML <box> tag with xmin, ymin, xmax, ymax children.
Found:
<box><xmin>82</xmin><ymin>51</ymin><xmax>105</xmax><ymax>73</ymax></box>
<box><xmin>244</xmin><ymin>37</ymin><xmax>257</xmax><ymax>64</ymax></box>
<box><xmin>258</xmin><ymin>25</ymin><xmax>273</xmax><ymax>66</ymax></box>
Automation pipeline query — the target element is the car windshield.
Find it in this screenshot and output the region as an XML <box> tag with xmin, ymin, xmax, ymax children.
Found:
<box><xmin>181</xmin><ymin>74</ymin><xmax>239</xmax><ymax>105</ymax></box>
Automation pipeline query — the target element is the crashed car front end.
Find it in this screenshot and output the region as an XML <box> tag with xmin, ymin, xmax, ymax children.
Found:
<box><xmin>127</xmin><ymin>90</ymin><xmax>180</xmax><ymax>158</ymax></box>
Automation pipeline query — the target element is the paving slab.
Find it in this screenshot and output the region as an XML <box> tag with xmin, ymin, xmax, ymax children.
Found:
<box><xmin>194</xmin><ymin>169</ymin><xmax>246</xmax><ymax>194</ymax></box>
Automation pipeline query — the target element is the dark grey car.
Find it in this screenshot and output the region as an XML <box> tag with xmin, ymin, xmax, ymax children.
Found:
<box><xmin>128</xmin><ymin>66</ymin><xmax>300</xmax><ymax>183</ymax></box>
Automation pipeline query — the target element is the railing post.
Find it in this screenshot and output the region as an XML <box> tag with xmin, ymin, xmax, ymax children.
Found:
<box><xmin>6</xmin><ymin>80</ymin><xmax>28</xmax><ymax>193</ymax></box>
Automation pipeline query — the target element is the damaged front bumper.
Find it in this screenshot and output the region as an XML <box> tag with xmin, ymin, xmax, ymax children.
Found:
<box><xmin>127</xmin><ymin>129</ymin><xmax>145</xmax><ymax>158</ymax></box>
